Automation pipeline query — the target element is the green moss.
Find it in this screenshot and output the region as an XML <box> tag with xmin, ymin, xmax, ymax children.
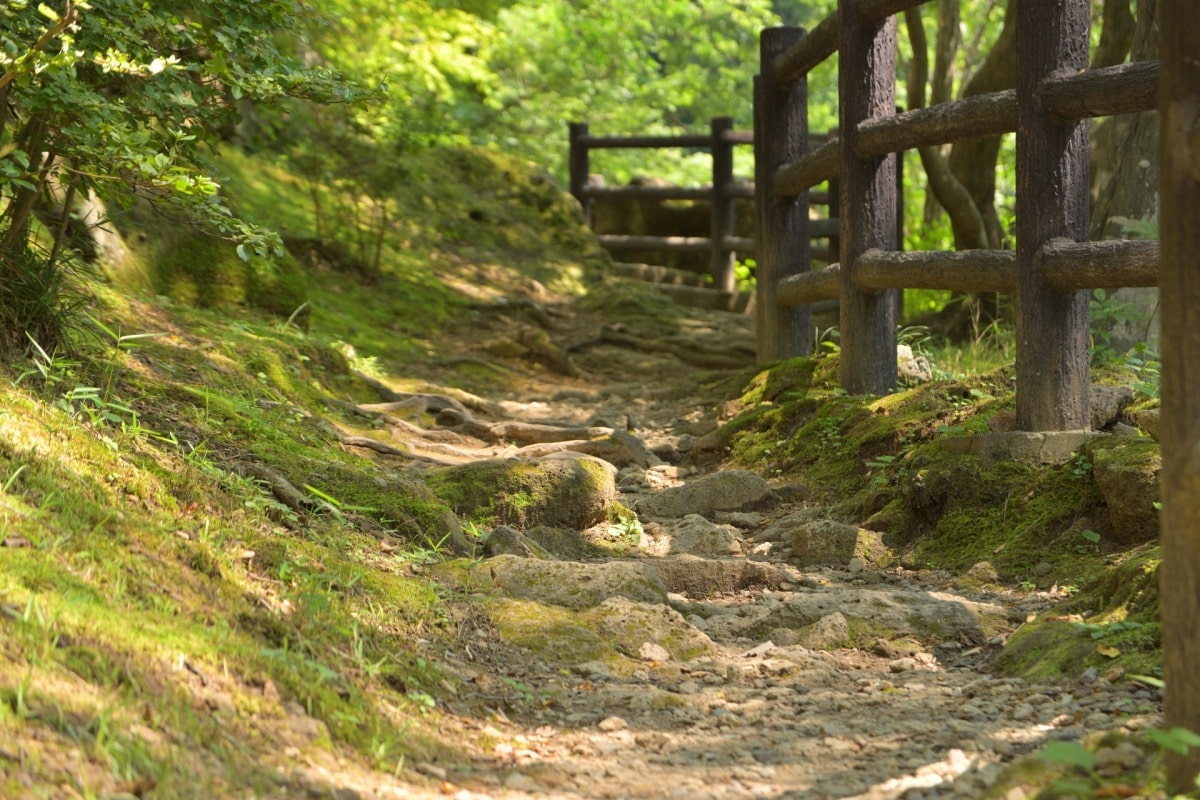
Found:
<box><xmin>427</xmin><ymin>457</ymin><xmax>613</xmax><ymax>530</ymax></box>
<box><xmin>487</xmin><ymin>598</ymin><xmax>612</xmax><ymax>664</ymax></box>
<box><xmin>998</xmin><ymin>547</ymin><xmax>1162</xmax><ymax>680</ymax></box>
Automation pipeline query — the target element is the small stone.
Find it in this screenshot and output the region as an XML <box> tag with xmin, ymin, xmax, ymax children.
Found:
<box><xmin>889</xmin><ymin>658</ymin><xmax>917</xmax><ymax>673</ymax></box>
<box><xmin>1094</xmin><ymin>740</ymin><xmax>1145</xmax><ymax>777</ymax></box>
<box><xmin>847</xmin><ymin>557</ymin><xmax>866</xmax><ymax>573</ymax></box>
<box><xmin>638</xmin><ymin>642</ymin><xmax>671</xmax><ymax>662</ymax></box>
<box><xmin>1010</xmin><ymin>703</ymin><xmax>1035</xmax><ymax>721</ymax></box>
<box><xmin>676</xmin><ymin>681</ymin><xmax>701</xmax><ymax>695</ymax></box>
<box><xmin>503</xmin><ymin>772</ymin><xmax>542</xmax><ymax>792</ymax></box>
<box><xmin>415</xmin><ymin>762</ymin><xmax>448</xmax><ymax>780</ymax></box>
<box><xmin>597</xmin><ymin>716</ymin><xmax>628</xmax><ymax>732</ymax></box>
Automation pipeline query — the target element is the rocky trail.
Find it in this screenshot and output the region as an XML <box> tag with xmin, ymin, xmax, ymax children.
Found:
<box><xmin>282</xmin><ymin>282</ymin><xmax>1162</xmax><ymax>800</ymax></box>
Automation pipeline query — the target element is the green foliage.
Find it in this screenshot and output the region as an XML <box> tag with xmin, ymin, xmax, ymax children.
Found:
<box><xmin>0</xmin><ymin>0</ymin><xmax>350</xmax><ymax>347</ymax></box>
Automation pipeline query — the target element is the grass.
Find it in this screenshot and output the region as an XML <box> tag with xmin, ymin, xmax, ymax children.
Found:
<box><xmin>0</xmin><ymin>137</ymin><xmax>614</xmax><ymax>795</ymax></box>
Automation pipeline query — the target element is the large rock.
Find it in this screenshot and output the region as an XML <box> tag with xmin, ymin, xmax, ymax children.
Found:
<box><xmin>790</xmin><ymin>519</ymin><xmax>891</xmax><ymax>568</ymax></box>
<box><xmin>590</xmin><ymin>597</ymin><xmax>713</xmax><ymax>660</ymax></box>
<box><xmin>487</xmin><ymin>554</ymin><xmax>667</xmax><ymax>609</ymax></box>
<box><xmin>643</xmin><ymin>514</ymin><xmax>742</xmax><ymax>557</ymax></box>
<box><xmin>486</xmin><ymin>595</ymin><xmax>712</xmax><ymax>664</ymax></box>
<box><xmin>695</xmin><ymin>586</ymin><xmax>1011</xmax><ymax>645</ymax></box>
<box><xmin>1090</xmin><ymin>384</ymin><xmax>1135</xmax><ymax>430</ymax></box>
<box><xmin>1090</xmin><ymin>439</ymin><xmax>1160</xmax><ymax>544</ymax></box>
<box><xmin>429</xmin><ymin>456</ymin><xmax>615</xmax><ymax>530</ymax></box>
<box><xmin>652</xmin><ymin>555</ymin><xmax>789</xmax><ymax>598</ymax></box>
<box><xmin>636</xmin><ymin>469</ymin><xmax>776</xmax><ymax>519</ymax></box>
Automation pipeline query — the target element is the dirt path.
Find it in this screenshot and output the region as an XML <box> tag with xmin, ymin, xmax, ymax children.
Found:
<box><xmin>322</xmin><ymin>286</ymin><xmax>1162</xmax><ymax>800</ymax></box>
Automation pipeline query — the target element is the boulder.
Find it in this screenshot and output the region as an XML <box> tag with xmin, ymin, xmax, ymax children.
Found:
<box><xmin>482</xmin><ymin>525</ymin><xmax>550</xmax><ymax>558</ymax></box>
<box><xmin>644</xmin><ymin>514</ymin><xmax>742</xmax><ymax>557</ymax></box>
<box><xmin>800</xmin><ymin>612</ymin><xmax>852</xmax><ymax>650</ymax></box>
<box><xmin>589</xmin><ymin>597</ymin><xmax>714</xmax><ymax>661</ymax></box>
<box><xmin>651</xmin><ymin>555</ymin><xmax>789</xmax><ymax>598</ymax></box>
<box><xmin>1135</xmin><ymin>408</ymin><xmax>1160</xmax><ymax>441</ymax></box>
<box><xmin>1090</xmin><ymin>439</ymin><xmax>1161</xmax><ymax>544</ymax></box>
<box><xmin>1090</xmin><ymin>384</ymin><xmax>1135</xmax><ymax>430</ymax></box>
<box><xmin>636</xmin><ymin>469</ymin><xmax>777</xmax><ymax>519</ymax></box>
<box><xmin>429</xmin><ymin>455</ymin><xmax>615</xmax><ymax>530</ymax></box>
<box><xmin>790</xmin><ymin>519</ymin><xmax>891</xmax><ymax>568</ymax></box>
<box><xmin>486</xmin><ymin>554</ymin><xmax>667</xmax><ymax>610</ymax></box>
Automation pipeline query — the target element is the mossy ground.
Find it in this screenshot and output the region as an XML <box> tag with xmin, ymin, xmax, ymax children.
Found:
<box><xmin>718</xmin><ymin>353</ymin><xmax>1164</xmax><ymax>682</ymax></box>
<box><xmin>0</xmin><ymin>141</ymin><xmax>609</xmax><ymax>796</ymax></box>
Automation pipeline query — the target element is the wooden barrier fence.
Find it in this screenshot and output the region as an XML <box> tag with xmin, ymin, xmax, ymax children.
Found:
<box><xmin>568</xmin><ymin>120</ymin><xmax>837</xmax><ymax>294</ymax></box>
<box><xmin>755</xmin><ymin>1</ymin><xmax>1198</xmax><ymax>786</ymax></box>
<box><xmin>753</xmin><ymin>1</ymin><xmax>1159</xmax><ymax>428</ymax></box>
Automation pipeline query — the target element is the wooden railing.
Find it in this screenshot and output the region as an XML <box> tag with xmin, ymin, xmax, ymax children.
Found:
<box><xmin>753</xmin><ymin>1</ymin><xmax>1160</xmax><ymax>432</ymax></box>
<box><xmin>568</xmin><ymin>119</ymin><xmax>837</xmax><ymax>294</ymax></box>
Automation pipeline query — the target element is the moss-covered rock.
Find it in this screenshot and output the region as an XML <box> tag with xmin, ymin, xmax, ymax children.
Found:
<box><xmin>790</xmin><ymin>519</ymin><xmax>893</xmax><ymax>569</ymax></box>
<box><xmin>485</xmin><ymin>554</ymin><xmax>668</xmax><ymax>610</ymax></box>
<box><xmin>998</xmin><ymin>546</ymin><xmax>1161</xmax><ymax>679</ymax></box>
<box><xmin>427</xmin><ymin>456</ymin><xmax>616</xmax><ymax>530</ymax></box>
<box><xmin>1088</xmin><ymin>437</ymin><xmax>1160</xmax><ymax>545</ymax></box>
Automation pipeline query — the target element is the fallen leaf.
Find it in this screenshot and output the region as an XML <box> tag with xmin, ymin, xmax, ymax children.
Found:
<box><xmin>1096</xmin><ymin>644</ymin><xmax>1121</xmax><ymax>659</ymax></box>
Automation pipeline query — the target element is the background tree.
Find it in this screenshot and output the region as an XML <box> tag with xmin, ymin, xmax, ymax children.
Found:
<box><xmin>0</xmin><ymin>0</ymin><xmax>346</xmax><ymax>351</ymax></box>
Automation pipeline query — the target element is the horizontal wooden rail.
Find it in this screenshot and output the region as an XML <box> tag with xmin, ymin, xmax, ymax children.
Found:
<box><xmin>856</xmin><ymin>90</ymin><xmax>1017</xmax><ymax>157</ymax></box>
<box><xmin>855</xmin><ymin>248</ymin><xmax>1017</xmax><ymax>292</ymax></box>
<box><xmin>810</xmin><ymin>218</ymin><xmax>840</xmax><ymax>238</ymax></box>
<box><xmin>1038</xmin><ymin>238</ymin><xmax>1159</xmax><ymax>290</ymax></box>
<box><xmin>585</xmin><ymin>186</ymin><xmax>714</xmax><ymax>201</ymax></box>
<box><xmin>580</xmin><ymin>131</ymin><xmax>757</xmax><ymax>150</ymax></box>
<box><xmin>580</xmin><ymin>134</ymin><xmax>713</xmax><ymax>149</ymax></box>
<box><xmin>774</xmin><ymin>138</ymin><xmax>840</xmax><ymax>197</ymax></box>
<box><xmin>771</xmin><ymin>15</ymin><xmax>840</xmax><ymax>87</ymax></box>
<box><xmin>1041</xmin><ymin>60</ymin><xmax>1159</xmax><ymax>121</ymax></box>
<box><xmin>597</xmin><ymin>235</ymin><xmax>713</xmax><ymax>252</ymax></box>
<box><xmin>777</xmin><ymin>264</ymin><xmax>841</xmax><ymax>308</ymax></box>
<box><xmin>597</xmin><ymin>234</ymin><xmax>759</xmax><ymax>255</ymax></box>
<box><xmin>722</xmin><ymin>236</ymin><xmax>757</xmax><ymax>252</ymax></box>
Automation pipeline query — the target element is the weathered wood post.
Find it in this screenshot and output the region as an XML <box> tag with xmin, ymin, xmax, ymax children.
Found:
<box><xmin>837</xmin><ymin>2</ymin><xmax>898</xmax><ymax>393</ymax></box>
<box><xmin>895</xmin><ymin>112</ymin><xmax>905</xmax><ymax>322</ymax></box>
<box><xmin>568</xmin><ymin>122</ymin><xmax>592</xmax><ymax>226</ymax></box>
<box><xmin>755</xmin><ymin>27</ymin><xmax>811</xmax><ymax>362</ymax></box>
<box><xmin>1158</xmin><ymin>0</ymin><xmax>1200</xmax><ymax>788</ymax></box>
<box><xmin>1014</xmin><ymin>1</ymin><xmax>1090</xmax><ymax>430</ymax></box>
<box><xmin>830</xmin><ymin>172</ymin><xmax>840</xmax><ymax>266</ymax></box>
<box><xmin>710</xmin><ymin>116</ymin><xmax>737</xmax><ymax>293</ymax></box>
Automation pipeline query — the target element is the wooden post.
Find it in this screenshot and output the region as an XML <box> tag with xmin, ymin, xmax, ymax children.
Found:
<box><xmin>895</xmin><ymin>110</ymin><xmax>905</xmax><ymax>322</ymax></box>
<box><xmin>569</xmin><ymin>122</ymin><xmax>592</xmax><ymax>226</ymax></box>
<box><xmin>1158</xmin><ymin>0</ymin><xmax>1200</xmax><ymax>789</ymax></box>
<box><xmin>1014</xmin><ymin>1</ymin><xmax>1090</xmax><ymax>430</ymax></box>
<box><xmin>755</xmin><ymin>27</ymin><xmax>811</xmax><ymax>363</ymax></box>
<box><xmin>710</xmin><ymin>116</ymin><xmax>737</xmax><ymax>293</ymax></box>
<box><xmin>837</xmin><ymin>1</ymin><xmax>897</xmax><ymax>394</ymax></box>
<box><xmin>825</xmin><ymin>172</ymin><xmax>844</xmax><ymax>266</ymax></box>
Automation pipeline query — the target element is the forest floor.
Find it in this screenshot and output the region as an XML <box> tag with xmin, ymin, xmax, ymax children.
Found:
<box><xmin>0</xmin><ymin>147</ymin><xmax>1174</xmax><ymax>799</ymax></box>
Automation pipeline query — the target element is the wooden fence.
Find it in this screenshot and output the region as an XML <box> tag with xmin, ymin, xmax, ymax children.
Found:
<box><xmin>753</xmin><ymin>1</ymin><xmax>1160</xmax><ymax>432</ymax></box>
<box><xmin>754</xmin><ymin>2</ymin><xmax>1198</xmax><ymax>785</ymax></box>
<box><xmin>568</xmin><ymin>120</ymin><xmax>839</xmax><ymax>294</ymax></box>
